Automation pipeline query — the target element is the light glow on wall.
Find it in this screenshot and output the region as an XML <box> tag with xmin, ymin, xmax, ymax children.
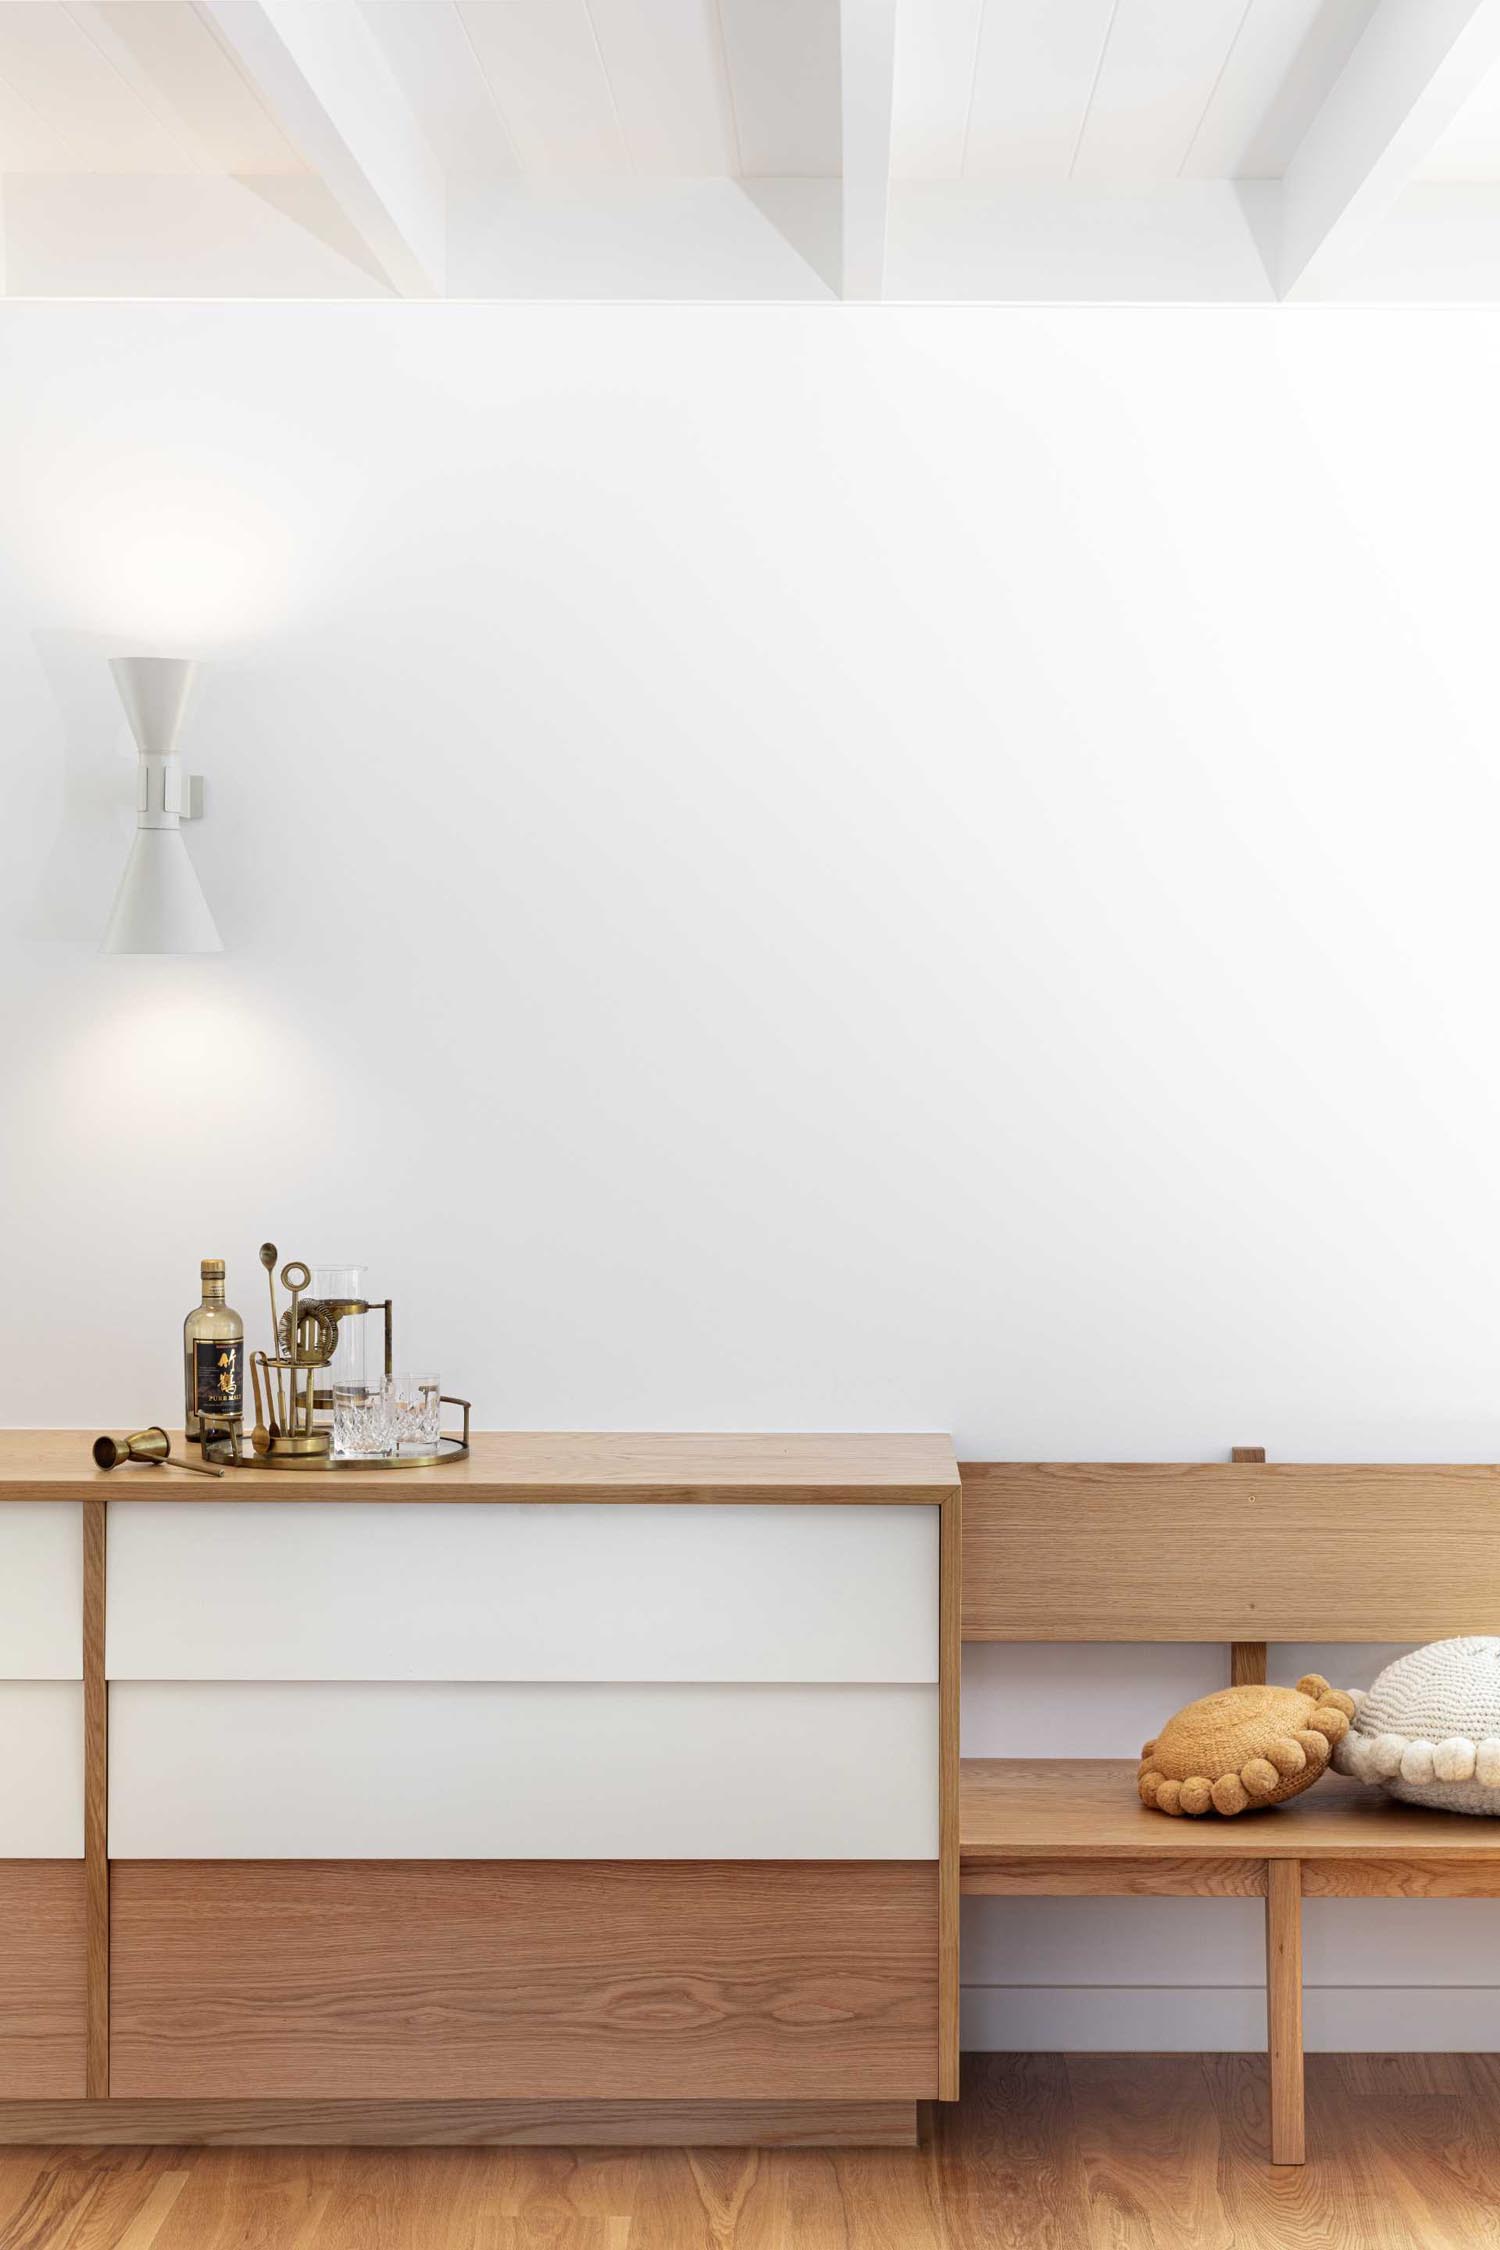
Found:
<box><xmin>24</xmin><ymin>458</ymin><xmax>299</xmax><ymax>649</ymax></box>
<box><xmin>28</xmin><ymin>969</ymin><xmax>328</xmax><ymax>1152</ymax></box>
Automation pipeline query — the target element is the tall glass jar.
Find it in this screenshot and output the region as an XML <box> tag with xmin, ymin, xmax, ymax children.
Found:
<box><xmin>312</xmin><ymin>1264</ymin><xmax>371</xmax><ymax>1395</ymax></box>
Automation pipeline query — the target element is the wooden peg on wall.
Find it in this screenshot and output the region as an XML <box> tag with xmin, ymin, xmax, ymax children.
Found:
<box><xmin>1230</xmin><ymin>1448</ymin><xmax>1268</xmax><ymax>1688</ymax></box>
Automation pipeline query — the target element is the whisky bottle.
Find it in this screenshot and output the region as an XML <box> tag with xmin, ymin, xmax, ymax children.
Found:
<box><xmin>184</xmin><ymin>1258</ymin><xmax>244</xmax><ymax>1445</ymax></box>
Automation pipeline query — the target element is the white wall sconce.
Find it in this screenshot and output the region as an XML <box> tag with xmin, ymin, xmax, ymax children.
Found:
<box><xmin>102</xmin><ymin>656</ymin><xmax>221</xmax><ymax>955</ymax></box>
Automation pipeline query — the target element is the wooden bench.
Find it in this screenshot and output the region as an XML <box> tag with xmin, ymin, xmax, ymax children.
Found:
<box><xmin>958</xmin><ymin>1452</ymin><xmax>1500</xmax><ymax>2165</ymax></box>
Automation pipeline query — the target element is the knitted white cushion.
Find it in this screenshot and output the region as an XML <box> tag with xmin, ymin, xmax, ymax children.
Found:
<box><xmin>1333</xmin><ymin>1637</ymin><xmax>1500</xmax><ymax>1814</ymax></box>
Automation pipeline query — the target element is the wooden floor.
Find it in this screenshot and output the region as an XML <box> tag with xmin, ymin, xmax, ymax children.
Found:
<box><xmin>2</xmin><ymin>2056</ymin><xmax>1498</xmax><ymax>2248</ymax></box>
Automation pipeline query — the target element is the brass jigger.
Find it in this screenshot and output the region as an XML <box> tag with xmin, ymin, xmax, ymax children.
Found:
<box><xmin>92</xmin><ymin>1426</ymin><xmax>224</xmax><ymax>1478</ymax></box>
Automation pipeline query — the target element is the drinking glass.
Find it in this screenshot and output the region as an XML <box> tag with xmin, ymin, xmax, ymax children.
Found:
<box><xmin>332</xmin><ymin>1381</ymin><xmax>390</xmax><ymax>1458</ymax></box>
<box><xmin>391</xmin><ymin>1373</ymin><xmax>442</xmax><ymax>1451</ymax></box>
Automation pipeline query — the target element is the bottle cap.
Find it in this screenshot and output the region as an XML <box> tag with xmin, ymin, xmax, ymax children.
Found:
<box><xmin>201</xmin><ymin>1257</ymin><xmax>226</xmax><ymax>1276</ymax></box>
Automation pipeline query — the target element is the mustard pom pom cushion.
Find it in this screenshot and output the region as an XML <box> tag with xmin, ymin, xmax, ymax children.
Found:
<box><xmin>1138</xmin><ymin>1674</ymin><xmax>1356</xmax><ymax>1817</ymax></box>
<box><xmin>1332</xmin><ymin>1637</ymin><xmax>1500</xmax><ymax>1814</ymax></box>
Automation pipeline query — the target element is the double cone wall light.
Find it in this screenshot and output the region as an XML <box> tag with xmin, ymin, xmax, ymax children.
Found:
<box><xmin>101</xmin><ymin>656</ymin><xmax>221</xmax><ymax>955</ymax></box>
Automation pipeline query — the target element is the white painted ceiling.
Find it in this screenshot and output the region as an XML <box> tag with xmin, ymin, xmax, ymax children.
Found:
<box><xmin>892</xmin><ymin>0</ymin><xmax>1379</xmax><ymax>181</ymax></box>
<box><xmin>0</xmin><ymin>0</ymin><xmax>1403</xmax><ymax>183</ymax></box>
<box><xmin>358</xmin><ymin>0</ymin><xmax>843</xmax><ymax>179</ymax></box>
<box><xmin>0</xmin><ymin>2</ymin><xmax>302</xmax><ymax>173</ymax></box>
<box><xmin>3</xmin><ymin>0</ymin><xmax>1500</xmax><ymax>301</ymax></box>
<box><xmin>1419</xmin><ymin>45</ymin><xmax>1500</xmax><ymax>179</ymax></box>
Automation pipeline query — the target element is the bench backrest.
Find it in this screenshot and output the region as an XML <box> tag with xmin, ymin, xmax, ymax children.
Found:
<box><xmin>961</xmin><ymin>1460</ymin><xmax>1500</xmax><ymax>1642</ymax></box>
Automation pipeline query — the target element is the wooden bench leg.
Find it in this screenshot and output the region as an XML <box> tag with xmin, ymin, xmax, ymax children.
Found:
<box><xmin>1265</xmin><ymin>1857</ymin><xmax>1305</xmax><ymax>2165</ymax></box>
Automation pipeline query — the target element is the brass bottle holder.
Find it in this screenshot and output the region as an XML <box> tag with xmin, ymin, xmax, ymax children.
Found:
<box><xmin>204</xmin><ymin>1246</ymin><xmax>470</xmax><ymax>1472</ymax></box>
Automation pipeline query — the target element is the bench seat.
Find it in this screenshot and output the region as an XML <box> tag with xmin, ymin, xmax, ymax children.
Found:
<box><xmin>960</xmin><ymin>1757</ymin><xmax>1500</xmax><ymax>2162</ymax></box>
<box><xmin>961</xmin><ymin>1757</ymin><xmax>1500</xmax><ymax>1891</ymax></box>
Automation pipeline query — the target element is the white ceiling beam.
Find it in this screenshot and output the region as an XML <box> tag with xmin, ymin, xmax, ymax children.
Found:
<box><xmin>1278</xmin><ymin>0</ymin><xmax>1500</xmax><ymax>300</ymax></box>
<box><xmin>841</xmin><ymin>0</ymin><xmax>899</xmax><ymax>300</ymax></box>
<box><xmin>196</xmin><ymin>0</ymin><xmax>445</xmax><ymax>297</ymax></box>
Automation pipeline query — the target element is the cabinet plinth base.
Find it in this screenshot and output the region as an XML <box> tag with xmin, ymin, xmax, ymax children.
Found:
<box><xmin>0</xmin><ymin>2097</ymin><xmax>918</xmax><ymax>2148</ymax></box>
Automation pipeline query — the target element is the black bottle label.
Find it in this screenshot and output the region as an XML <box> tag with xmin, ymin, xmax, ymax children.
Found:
<box><xmin>195</xmin><ymin>1339</ymin><xmax>243</xmax><ymax>1417</ymax></box>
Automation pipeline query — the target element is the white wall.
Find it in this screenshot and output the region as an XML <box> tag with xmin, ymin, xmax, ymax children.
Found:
<box><xmin>4</xmin><ymin>302</ymin><xmax>1500</xmax><ymax>2047</ymax></box>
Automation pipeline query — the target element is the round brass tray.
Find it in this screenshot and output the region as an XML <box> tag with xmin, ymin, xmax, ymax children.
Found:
<box><xmin>207</xmin><ymin>1396</ymin><xmax>471</xmax><ymax>1472</ymax></box>
<box><xmin>208</xmin><ymin>1433</ymin><xmax>470</xmax><ymax>1471</ymax></box>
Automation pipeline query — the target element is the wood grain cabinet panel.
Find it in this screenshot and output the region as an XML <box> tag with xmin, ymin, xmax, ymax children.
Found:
<box><xmin>961</xmin><ymin>1461</ymin><xmax>1500</xmax><ymax>1641</ymax></box>
<box><xmin>105</xmin><ymin>1501</ymin><xmax>938</xmax><ymax>1682</ymax></box>
<box><xmin>0</xmin><ymin>1863</ymin><xmax>87</xmax><ymax>2096</ymax></box>
<box><xmin>109</xmin><ymin>1861</ymin><xmax>939</xmax><ymax>2101</ymax></box>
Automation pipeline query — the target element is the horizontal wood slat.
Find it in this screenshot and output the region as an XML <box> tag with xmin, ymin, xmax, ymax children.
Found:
<box><xmin>1300</xmin><ymin>1858</ymin><xmax>1500</xmax><ymax>1897</ymax></box>
<box><xmin>0</xmin><ymin>2096</ymin><xmax>918</xmax><ymax>2146</ymax></box>
<box><xmin>0</xmin><ymin>1862</ymin><xmax>87</xmax><ymax>2096</ymax></box>
<box><xmin>960</xmin><ymin>1854</ymin><xmax>1267</xmax><ymax>1896</ymax></box>
<box><xmin>961</xmin><ymin>1461</ymin><xmax>1500</xmax><ymax>1640</ymax></box>
<box><xmin>110</xmin><ymin>1860</ymin><xmax>939</xmax><ymax>2102</ymax></box>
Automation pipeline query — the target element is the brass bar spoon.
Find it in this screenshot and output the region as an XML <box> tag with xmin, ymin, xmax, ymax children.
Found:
<box><xmin>259</xmin><ymin>1242</ymin><xmax>285</xmax><ymax>1431</ymax></box>
<box><xmin>250</xmin><ymin>1351</ymin><xmax>273</xmax><ymax>1451</ymax></box>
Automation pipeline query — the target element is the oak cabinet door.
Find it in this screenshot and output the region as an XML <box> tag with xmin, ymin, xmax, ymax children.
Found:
<box><xmin>110</xmin><ymin>1860</ymin><xmax>940</xmax><ymax>2101</ymax></box>
<box><xmin>0</xmin><ymin>1863</ymin><xmax>87</xmax><ymax>2097</ymax></box>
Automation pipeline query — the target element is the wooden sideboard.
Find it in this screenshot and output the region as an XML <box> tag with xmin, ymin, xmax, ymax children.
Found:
<box><xmin>0</xmin><ymin>1431</ymin><xmax>959</xmax><ymax>2147</ymax></box>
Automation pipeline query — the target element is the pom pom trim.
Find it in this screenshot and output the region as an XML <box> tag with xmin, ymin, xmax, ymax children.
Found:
<box><xmin>1338</xmin><ymin>1727</ymin><xmax>1500</xmax><ymax>1789</ymax></box>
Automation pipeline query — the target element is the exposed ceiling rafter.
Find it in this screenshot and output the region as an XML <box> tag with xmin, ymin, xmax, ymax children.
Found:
<box><xmin>196</xmin><ymin>0</ymin><xmax>446</xmax><ymax>297</ymax></box>
<box><xmin>840</xmin><ymin>0</ymin><xmax>899</xmax><ymax>301</ymax></box>
<box><xmin>1277</xmin><ymin>0</ymin><xmax>1500</xmax><ymax>299</ymax></box>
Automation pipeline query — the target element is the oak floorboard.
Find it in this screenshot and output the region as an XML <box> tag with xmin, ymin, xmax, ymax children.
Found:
<box><xmin>1328</xmin><ymin>2055</ymin><xmax>1500</xmax><ymax>2250</ymax></box>
<box><xmin>0</xmin><ymin>2154</ymin><xmax>49</xmax><ymax>2244</ymax></box>
<box><xmin>624</xmin><ymin>2149</ymin><xmax>774</xmax><ymax>2250</ymax></box>
<box><xmin>147</xmin><ymin>2148</ymin><xmax>343</xmax><ymax>2250</ymax></box>
<box><xmin>929</xmin><ymin>2054</ymin><xmax>1084</xmax><ymax>2250</ymax></box>
<box><xmin>8</xmin><ymin>2056</ymin><xmax>1500</xmax><ymax>2245</ymax></box>
<box><xmin>0</xmin><ymin>2148</ymin><xmax>166</xmax><ymax>2250</ymax></box>
<box><xmin>294</xmin><ymin>2146</ymin><xmax>642</xmax><ymax>2250</ymax></box>
<box><xmin>1204</xmin><ymin>2053</ymin><xmax>1406</xmax><ymax>2250</ymax></box>
<box><xmin>757</xmin><ymin>2147</ymin><xmax>948</xmax><ymax>2250</ymax></box>
<box><xmin>1066</xmin><ymin>2057</ymin><xmax>1232</xmax><ymax>2250</ymax></box>
<box><xmin>619</xmin><ymin>2143</ymin><xmax>939</xmax><ymax>2250</ymax></box>
<box><xmin>103</xmin><ymin>2169</ymin><xmax>191</xmax><ymax>2250</ymax></box>
<box><xmin>474</xmin><ymin>2224</ymin><xmax>629</xmax><ymax>2250</ymax></box>
<box><xmin>460</xmin><ymin>2147</ymin><xmax>641</xmax><ymax>2229</ymax></box>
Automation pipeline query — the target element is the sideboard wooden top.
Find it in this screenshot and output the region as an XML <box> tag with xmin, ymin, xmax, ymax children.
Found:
<box><xmin>0</xmin><ymin>1430</ymin><xmax>960</xmax><ymax>1505</ymax></box>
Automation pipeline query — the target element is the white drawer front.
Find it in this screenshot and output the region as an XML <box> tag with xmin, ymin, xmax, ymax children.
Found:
<box><xmin>108</xmin><ymin>1681</ymin><xmax>938</xmax><ymax>1859</ymax></box>
<box><xmin>105</xmin><ymin>1502</ymin><xmax>938</xmax><ymax>1683</ymax></box>
<box><xmin>0</xmin><ymin>1505</ymin><xmax>81</xmax><ymax>1678</ymax></box>
<box><xmin>0</xmin><ymin>1681</ymin><xmax>84</xmax><ymax>1855</ymax></box>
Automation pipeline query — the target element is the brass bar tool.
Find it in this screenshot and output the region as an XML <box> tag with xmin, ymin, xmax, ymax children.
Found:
<box><xmin>282</xmin><ymin>1259</ymin><xmax>308</xmax><ymax>1437</ymax></box>
<box><xmin>258</xmin><ymin>1258</ymin><xmax>331</xmax><ymax>1458</ymax></box>
<box><xmin>249</xmin><ymin>1351</ymin><xmax>274</xmax><ymax>1452</ymax></box>
<box><xmin>93</xmin><ymin>1428</ymin><xmax>225</xmax><ymax>1478</ymax></box>
<box><xmin>259</xmin><ymin>1242</ymin><xmax>285</xmax><ymax>1431</ymax></box>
